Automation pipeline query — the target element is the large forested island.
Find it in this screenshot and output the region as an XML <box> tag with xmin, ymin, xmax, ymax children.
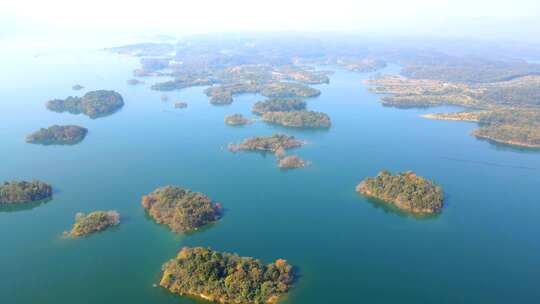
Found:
<box><xmin>228</xmin><ymin>134</ymin><xmax>304</xmax><ymax>155</ymax></box>
<box><xmin>141</xmin><ymin>186</ymin><xmax>221</xmax><ymax>233</ymax></box>
<box><xmin>0</xmin><ymin>180</ymin><xmax>52</xmax><ymax>204</ymax></box>
<box><xmin>357</xmin><ymin>171</ymin><xmax>443</xmax><ymax>214</ymax></box>
<box><xmin>252</xmin><ymin>99</ymin><xmax>307</xmax><ymax>115</ymax></box>
<box><xmin>260</xmin><ymin>82</ymin><xmax>320</xmax><ymax>98</ymax></box>
<box><xmin>26</xmin><ymin>125</ymin><xmax>87</xmax><ymax>145</ymax></box>
<box><xmin>160</xmin><ymin>247</ymin><xmax>294</xmax><ymax>304</ymax></box>
<box><xmin>262</xmin><ymin>111</ymin><xmax>331</xmax><ymax>128</ymax></box>
<box><xmin>64</xmin><ymin>210</ymin><xmax>120</xmax><ymax>238</ymax></box>
<box><xmin>46</xmin><ymin>90</ymin><xmax>124</xmax><ymax>119</ymax></box>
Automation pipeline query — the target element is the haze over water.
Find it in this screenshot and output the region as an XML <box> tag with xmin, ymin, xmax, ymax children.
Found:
<box><xmin>1</xmin><ymin>39</ymin><xmax>540</xmax><ymax>304</ymax></box>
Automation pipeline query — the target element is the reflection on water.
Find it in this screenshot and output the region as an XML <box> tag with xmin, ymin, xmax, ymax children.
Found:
<box><xmin>362</xmin><ymin>196</ymin><xmax>441</xmax><ymax>220</ymax></box>
<box><xmin>0</xmin><ymin>199</ymin><xmax>53</xmax><ymax>213</ymax></box>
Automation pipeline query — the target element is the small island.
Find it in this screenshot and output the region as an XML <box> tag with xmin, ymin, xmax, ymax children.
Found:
<box><xmin>64</xmin><ymin>210</ymin><xmax>120</xmax><ymax>238</ymax></box>
<box><xmin>46</xmin><ymin>90</ymin><xmax>124</xmax><ymax>119</ymax></box>
<box><xmin>0</xmin><ymin>180</ymin><xmax>53</xmax><ymax>204</ymax></box>
<box><xmin>174</xmin><ymin>102</ymin><xmax>187</xmax><ymax>109</ymax></box>
<box><xmin>160</xmin><ymin>247</ymin><xmax>294</xmax><ymax>304</ymax></box>
<box><xmin>357</xmin><ymin>171</ymin><xmax>443</xmax><ymax>214</ymax></box>
<box><xmin>252</xmin><ymin>99</ymin><xmax>307</xmax><ymax>115</ymax></box>
<box><xmin>224</xmin><ymin>114</ymin><xmax>251</xmax><ymax>126</ymax></box>
<box><xmin>72</xmin><ymin>84</ymin><xmax>84</xmax><ymax>90</ymax></box>
<box><xmin>127</xmin><ymin>78</ymin><xmax>144</xmax><ymax>85</ymax></box>
<box><xmin>141</xmin><ymin>186</ymin><xmax>221</xmax><ymax>233</ymax></box>
<box><xmin>228</xmin><ymin>134</ymin><xmax>304</xmax><ymax>155</ymax></box>
<box><xmin>26</xmin><ymin>125</ymin><xmax>87</xmax><ymax>145</ymax></box>
<box><xmin>262</xmin><ymin>111</ymin><xmax>331</xmax><ymax>128</ymax></box>
<box><xmin>278</xmin><ymin>155</ymin><xmax>308</xmax><ymax>169</ymax></box>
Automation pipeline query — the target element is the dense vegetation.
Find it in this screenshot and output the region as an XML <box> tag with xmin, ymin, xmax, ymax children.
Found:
<box><xmin>228</xmin><ymin>134</ymin><xmax>303</xmax><ymax>154</ymax></box>
<box><xmin>274</xmin><ymin>66</ymin><xmax>330</xmax><ymax>84</ymax></box>
<box><xmin>65</xmin><ymin>210</ymin><xmax>120</xmax><ymax>237</ymax></box>
<box><xmin>252</xmin><ymin>99</ymin><xmax>306</xmax><ymax>115</ymax></box>
<box><xmin>160</xmin><ymin>247</ymin><xmax>294</xmax><ymax>304</ymax></box>
<box><xmin>278</xmin><ymin>155</ymin><xmax>307</xmax><ymax>169</ymax></box>
<box><xmin>401</xmin><ymin>57</ymin><xmax>540</xmax><ymax>84</ymax></box>
<box><xmin>141</xmin><ymin>186</ymin><xmax>221</xmax><ymax>233</ymax></box>
<box><xmin>369</xmin><ymin>74</ymin><xmax>540</xmax><ymax>148</ymax></box>
<box><xmin>46</xmin><ymin>90</ymin><xmax>124</xmax><ymax>119</ymax></box>
<box><xmin>0</xmin><ymin>180</ymin><xmax>52</xmax><ymax>204</ymax></box>
<box><xmin>26</xmin><ymin>125</ymin><xmax>87</xmax><ymax>145</ymax></box>
<box><xmin>224</xmin><ymin>114</ymin><xmax>251</xmax><ymax>126</ymax></box>
<box><xmin>262</xmin><ymin>111</ymin><xmax>331</xmax><ymax>128</ymax></box>
<box><xmin>357</xmin><ymin>171</ymin><xmax>443</xmax><ymax>214</ymax></box>
<box><xmin>260</xmin><ymin>82</ymin><xmax>320</xmax><ymax>99</ymax></box>
<box><xmin>204</xmin><ymin>83</ymin><xmax>260</xmax><ymax>105</ymax></box>
<box><xmin>152</xmin><ymin>77</ymin><xmax>214</xmax><ymax>91</ymax></box>
<box><xmin>480</xmin><ymin>76</ymin><xmax>540</xmax><ymax>106</ymax></box>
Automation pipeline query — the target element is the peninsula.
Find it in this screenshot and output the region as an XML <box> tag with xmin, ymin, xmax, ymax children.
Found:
<box><xmin>357</xmin><ymin>171</ymin><xmax>443</xmax><ymax>214</ymax></box>
<box><xmin>160</xmin><ymin>247</ymin><xmax>294</xmax><ymax>304</ymax></box>
<box><xmin>141</xmin><ymin>186</ymin><xmax>221</xmax><ymax>233</ymax></box>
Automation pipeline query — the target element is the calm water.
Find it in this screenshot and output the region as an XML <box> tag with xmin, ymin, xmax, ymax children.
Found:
<box><xmin>1</xmin><ymin>44</ymin><xmax>540</xmax><ymax>304</ymax></box>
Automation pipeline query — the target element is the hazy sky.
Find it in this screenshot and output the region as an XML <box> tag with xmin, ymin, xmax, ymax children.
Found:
<box><xmin>2</xmin><ymin>0</ymin><xmax>540</xmax><ymax>39</ymax></box>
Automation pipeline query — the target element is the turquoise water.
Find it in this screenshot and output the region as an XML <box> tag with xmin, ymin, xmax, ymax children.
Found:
<box><xmin>1</xmin><ymin>46</ymin><xmax>540</xmax><ymax>304</ymax></box>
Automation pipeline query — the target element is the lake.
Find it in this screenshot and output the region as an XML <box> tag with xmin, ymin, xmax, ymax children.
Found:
<box><xmin>1</xmin><ymin>43</ymin><xmax>539</xmax><ymax>304</ymax></box>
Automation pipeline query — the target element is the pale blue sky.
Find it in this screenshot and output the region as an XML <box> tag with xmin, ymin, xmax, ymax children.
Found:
<box><xmin>2</xmin><ymin>0</ymin><xmax>540</xmax><ymax>40</ymax></box>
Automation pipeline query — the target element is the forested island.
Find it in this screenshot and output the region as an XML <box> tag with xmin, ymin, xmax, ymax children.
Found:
<box><xmin>204</xmin><ymin>82</ymin><xmax>319</xmax><ymax>105</ymax></box>
<box><xmin>26</xmin><ymin>125</ymin><xmax>87</xmax><ymax>145</ymax></box>
<box><xmin>224</xmin><ymin>114</ymin><xmax>251</xmax><ymax>126</ymax></box>
<box><xmin>160</xmin><ymin>247</ymin><xmax>294</xmax><ymax>304</ymax></box>
<box><xmin>262</xmin><ymin>111</ymin><xmax>331</xmax><ymax>128</ymax></box>
<box><xmin>64</xmin><ymin>210</ymin><xmax>120</xmax><ymax>238</ymax></box>
<box><xmin>72</xmin><ymin>84</ymin><xmax>84</xmax><ymax>90</ymax></box>
<box><xmin>357</xmin><ymin>171</ymin><xmax>443</xmax><ymax>214</ymax></box>
<box><xmin>46</xmin><ymin>90</ymin><xmax>124</xmax><ymax>119</ymax></box>
<box><xmin>278</xmin><ymin>155</ymin><xmax>308</xmax><ymax>169</ymax></box>
<box><xmin>0</xmin><ymin>180</ymin><xmax>52</xmax><ymax>204</ymax></box>
<box><xmin>260</xmin><ymin>82</ymin><xmax>320</xmax><ymax>98</ymax></box>
<box><xmin>228</xmin><ymin>134</ymin><xmax>304</xmax><ymax>155</ymax></box>
<box><xmin>141</xmin><ymin>186</ymin><xmax>221</xmax><ymax>233</ymax></box>
<box><xmin>252</xmin><ymin>99</ymin><xmax>307</xmax><ymax>115</ymax></box>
